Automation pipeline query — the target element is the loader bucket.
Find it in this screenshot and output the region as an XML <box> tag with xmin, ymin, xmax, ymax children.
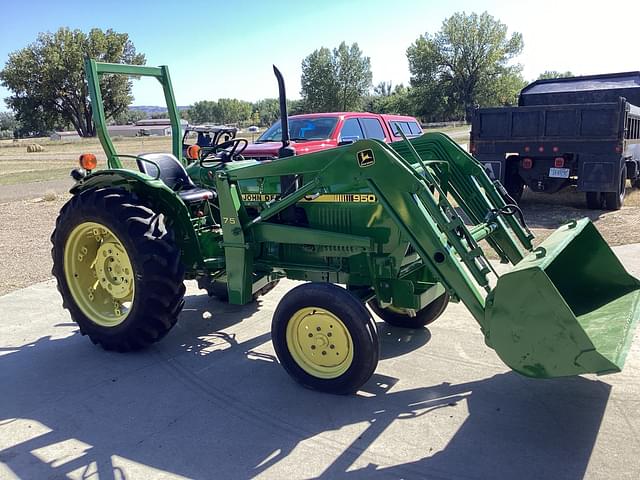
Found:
<box><xmin>485</xmin><ymin>218</ymin><xmax>640</xmax><ymax>378</ymax></box>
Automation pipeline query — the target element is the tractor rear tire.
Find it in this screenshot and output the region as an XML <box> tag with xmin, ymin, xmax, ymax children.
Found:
<box><xmin>271</xmin><ymin>283</ymin><xmax>379</xmax><ymax>395</ymax></box>
<box><xmin>51</xmin><ymin>188</ymin><xmax>185</xmax><ymax>351</ymax></box>
<box><xmin>603</xmin><ymin>165</ymin><xmax>627</xmax><ymax>211</ymax></box>
<box><xmin>368</xmin><ymin>293</ymin><xmax>449</xmax><ymax>329</ymax></box>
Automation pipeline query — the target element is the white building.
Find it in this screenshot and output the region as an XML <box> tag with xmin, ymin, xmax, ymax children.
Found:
<box><xmin>107</xmin><ymin>118</ymin><xmax>188</xmax><ymax>138</ymax></box>
<box><xmin>50</xmin><ymin>131</ymin><xmax>81</xmax><ymax>141</ymax></box>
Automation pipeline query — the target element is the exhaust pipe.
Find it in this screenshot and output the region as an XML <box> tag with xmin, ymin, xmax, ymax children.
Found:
<box><xmin>273</xmin><ymin>65</ymin><xmax>295</xmax><ymax>159</ymax></box>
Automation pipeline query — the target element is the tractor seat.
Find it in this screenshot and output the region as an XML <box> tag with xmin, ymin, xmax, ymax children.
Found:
<box><xmin>136</xmin><ymin>153</ymin><xmax>215</xmax><ymax>203</ymax></box>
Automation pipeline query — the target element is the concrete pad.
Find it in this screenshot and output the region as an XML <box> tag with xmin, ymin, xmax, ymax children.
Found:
<box><xmin>1</xmin><ymin>247</ymin><xmax>640</xmax><ymax>479</ymax></box>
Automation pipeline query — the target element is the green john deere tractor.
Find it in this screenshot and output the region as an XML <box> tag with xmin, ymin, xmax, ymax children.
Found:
<box><xmin>50</xmin><ymin>60</ymin><xmax>640</xmax><ymax>394</ymax></box>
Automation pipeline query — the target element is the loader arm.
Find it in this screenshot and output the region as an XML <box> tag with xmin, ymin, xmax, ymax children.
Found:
<box><xmin>221</xmin><ymin>135</ymin><xmax>640</xmax><ymax>378</ymax></box>
<box><xmin>225</xmin><ymin>137</ymin><xmax>531</xmax><ymax>329</ymax></box>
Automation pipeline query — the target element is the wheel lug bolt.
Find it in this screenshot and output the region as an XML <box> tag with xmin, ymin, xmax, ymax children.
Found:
<box><xmin>327</xmin><ymin>332</ymin><xmax>332</xmax><ymax>337</ymax></box>
<box><xmin>316</xmin><ymin>327</ymin><xmax>321</xmax><ymax>331</ymax></box>
<box><xmin>330</xmin><ymin>345</ymin><xmax>335</xmax><ymax>349</ymax></box>
<box><xmin>311</xmin><ymin>345</ymin><xmax>316</xmax><ymax>350</ymax></box>
<box><xmin>322</xmin><ymin>351</ymin><xmax>326</xmax><ymax>355</ymax></box>
<box><xmin>308</xmin><ymin>333</ymin><xmax>313</xmax><ymax>338</ymax></box>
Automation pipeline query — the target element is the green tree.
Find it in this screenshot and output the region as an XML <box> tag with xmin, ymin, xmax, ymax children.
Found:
<box><xmin>0</xmin><ymin>27</ymin><xmax>145</xmax><ymax>137</ymax></box>
<box><xmin>537</xmin><ymin>70</ymin><xmax>574</xmax><ymax>80</ymax></box>
<box><xmin>408</xmin><ymin>12</ymin><xmax>523</xmax><ymax>121</ymax></box>
<box><xmin>0</xmin><ymin>111</ymin><xmax>19</xmax><ymax>131</ymax></box>
<box><xmin>252</xmin><ymin>98</ymin><xmax>280</xmax><ymax>126</ymax></box>
<box><xmin>287</xmin><ymin>99</ymin><xmax>306</xmax><ymax>116</ymax></box>
<box><xmin>189</xmin><ymin>100</ymin><xmax>220</xmax><ymax>124</ymax></box>
<box><xmin>476</xmin><ymin>66</ymin><xmax>527</xmax><ymax>107</ymax></box>
<box><xmin>217</xmin><ymin>98</ymin><xmax>252</xmax><ymax>125</ymax></box>
<box><xmin>300</xmin><ymin>42</ymin><xmax>372</xmax><ymax>112</ymax></box>
<box><xmin>0</xmin><ymin>111</ymin><xmax>18</xmax><ymax>139</ymax></box>
<box><xmin>374</xmin><ymin>81</ymin><xmax>393</xmax><ymax>97</ymax></box>
<box><xmin>112</xmin><ymin>109</ymin><xmax>148</xmax><ymax>125</ymax></box>
<box><xmin>366</xmin><ymin>84</ymin><xmax>415</xmax><ymax>116</ymax></box>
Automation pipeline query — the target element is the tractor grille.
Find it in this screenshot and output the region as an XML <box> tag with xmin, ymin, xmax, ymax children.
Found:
<box><xmin>313</xmin><ymin>208</ymin><xmax>352</xmax><ymax>233</ymax></box>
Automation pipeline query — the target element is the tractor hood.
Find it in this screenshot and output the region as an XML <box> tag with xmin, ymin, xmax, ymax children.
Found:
<box><xmin>243</xmin><ymin>139</ymin><xmax>339</xmax><ymax>159</ymax></box>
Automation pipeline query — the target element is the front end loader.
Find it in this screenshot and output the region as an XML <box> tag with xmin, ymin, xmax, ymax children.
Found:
<box><xmin>50</xmin><ymin>60</ymin><xmax>640</xmax><ymax>394</ymax></box>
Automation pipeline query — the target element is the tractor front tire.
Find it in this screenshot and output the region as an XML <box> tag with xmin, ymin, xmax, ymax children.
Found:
<box><xmin>368</xmin><ymin>293</ymin><xmax>449</xmax><ymax>329</ymax></box>
<box><xmin>271</xmin><ymin>283</ymin><xmax>379</xmax><ymax>395</ymax></box>
<box><xmin>51</xmin><ymin>188</ymin><xmax>185</xmax><ymax>351</ymax></box>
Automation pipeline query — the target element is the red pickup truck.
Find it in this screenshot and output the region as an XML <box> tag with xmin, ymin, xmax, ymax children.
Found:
<box><xmin>242</xmin><ymin>112</ymin><xmax>423</xmax><ymax>160</ymax></box>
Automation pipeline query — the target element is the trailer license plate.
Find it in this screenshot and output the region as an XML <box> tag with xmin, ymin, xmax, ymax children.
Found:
<box><xmin>549</xmin><ymin>168</ymin><xmax>570</xmax><ymax>178</ymax></box>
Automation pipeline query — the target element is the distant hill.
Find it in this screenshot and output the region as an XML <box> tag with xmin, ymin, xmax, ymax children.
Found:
<box><xmin>129</xmin><ymin>105</ymin><xmax>190</xmax><ymax>114</ymax></box>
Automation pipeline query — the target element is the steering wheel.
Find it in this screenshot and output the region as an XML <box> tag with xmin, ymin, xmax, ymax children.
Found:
<box><xmin>200</xmin><ymin>138</ymin><xmax>248</xmax><ymax>163</ymax></box>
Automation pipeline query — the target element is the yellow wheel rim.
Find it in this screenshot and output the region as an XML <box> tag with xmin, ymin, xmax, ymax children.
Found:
<box><xmin>285</xmin><ymin>307</ymin><xmax>354</xmax><ymax>379</ymax></box>
<box><xmin>64</xmin><ymin>221</ymin><xmax>135</xmax><ymax>327</ymax></box>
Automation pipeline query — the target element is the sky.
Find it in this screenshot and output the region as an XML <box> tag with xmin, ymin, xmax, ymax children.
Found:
<box><xmin>1</xmin><ymin>0</ymin><xmax>639</xmax><ymax>111</ymax></box>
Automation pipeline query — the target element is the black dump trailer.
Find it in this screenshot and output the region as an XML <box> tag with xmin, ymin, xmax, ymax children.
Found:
<box><xmin>470</xmin><ymin>72</ymin><xmax>640</xmax><ymax>209</ymax></box>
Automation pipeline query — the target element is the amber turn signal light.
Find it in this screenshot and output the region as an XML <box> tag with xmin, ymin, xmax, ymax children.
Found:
<box><xmin>186</xmin><ymin>145</ymin><xmax>201</xmax><ymax>160</ymax></box>
<box><xmin>79</xmin><ymin>153</ymin><xmax>97</xmax><ymax>170</ymax></box>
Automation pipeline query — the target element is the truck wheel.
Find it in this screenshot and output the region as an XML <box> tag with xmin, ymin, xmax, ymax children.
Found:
<box><xmin>603</xmin><ymin>164</ymin><xmax>627</xmax><ymax>210</ymax></box>
<box><xmin>271</xmin><ymin>283</ymin><xmax>379</xmax><ymax>394</ymax></box>
<box><xmin>504</xmin><ymin>156</ymin><xmax>524</xmax><ymax>202</ymax></box>
<box><xmin>586</xmin><ymin>192</ymin><xmax>604</xmax><ymax>209</ymax></box>
<box><xmin>368</xmin><ymin>293</ymin><xmax>449</xmax><ymax>329</ymax></box>
<box><xmin>51</xmin><ymin>188</ymin><xmax>185</xmax><ymax>351</ymax></box>
<box><xmin>505</xmin><ymin>176</ymin><xmax>524</xmax><ymax>203</ymax></box>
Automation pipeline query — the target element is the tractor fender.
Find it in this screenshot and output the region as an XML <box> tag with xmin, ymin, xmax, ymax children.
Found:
<box><xmin>69</xmin><ymin>169</ymin><xmax>202</xmax><ymax>268</ymax></box>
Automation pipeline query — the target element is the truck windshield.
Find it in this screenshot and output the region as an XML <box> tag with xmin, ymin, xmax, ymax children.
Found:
<box><xmin>256</xmin><ymin>117</ymin><xmax>338</xmax><ymax>142</ymax></box>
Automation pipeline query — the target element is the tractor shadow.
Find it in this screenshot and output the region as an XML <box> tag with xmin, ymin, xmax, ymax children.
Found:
<box><xmin>0</xmin><ymin>288</ymin><xmax>611</xmax><ymax>480</ymax></box>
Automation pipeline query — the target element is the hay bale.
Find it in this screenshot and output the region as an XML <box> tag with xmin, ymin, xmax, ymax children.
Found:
<box><xmin>26</xmin><ymin>144</ymin><xmax>45</xmax><ymax>153</ymax></box>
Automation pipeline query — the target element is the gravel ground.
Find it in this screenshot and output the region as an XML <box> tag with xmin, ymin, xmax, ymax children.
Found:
<box><xmin>0</xmin><ymin>195</ymin><xmax>69</xmax><ymax>296</ymax></box>
<box><xmin>0</xmin><ymin>177</ymin><xmax>73</xmax><ymax>203</ymax></box>
<box><xmin>1</xmin><ymin>185</ymin><xmax>640</xmax><ymax>297</ymax></box>
<box><xmin>520</xmin><ymin>186</ymin><xmax>640</xmax><ymax>245</ymax></box>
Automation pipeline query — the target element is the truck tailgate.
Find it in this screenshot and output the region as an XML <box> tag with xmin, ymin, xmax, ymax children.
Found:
<box><xmin>473</xmin><ymin>102</ymin><xmax>622</xmax><ymax>141</ymax></box>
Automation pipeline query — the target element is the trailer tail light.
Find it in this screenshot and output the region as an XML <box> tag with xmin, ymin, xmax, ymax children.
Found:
<box><xmin>552</xmin><ymin>146</ymin><xmax>559</xmax><ymax>153</ymax></box>
<box><xmin>554</xmin><ymin>157</ymin><xmax>565</xmax><ymax>168</ymax></box>
<box><xmin>79</xmin><ymin>153</ymin><xmax>97</xmax><ymax>171</ymax></box>
<box><xmin>522</xmin><ymin>158</ymin><xmax>533</xmax><ymax>169</ymax></box>
<box><xmin>524</xmin><ymin>146</ymin><xmax>530</xmax><ymax>153</ymax></box>
<box><xmin>538</xmin><ymin>146</ymin><xmax>545</xmax><ymax>153</ymax></box>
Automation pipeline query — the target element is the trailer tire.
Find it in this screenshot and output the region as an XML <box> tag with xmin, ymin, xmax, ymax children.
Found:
<box><xmin>271</xmin><ymin>283</ymin><xmax>379</xmax><ymax>395</ymax></box>
<box><xmin>603</xmin><ymin>164</ymin><xmax>627</xmax><ymax>210</ymax></box>
<box><xmin>368</xmin><ymin>293</ymin><xmax>449</xmax><ymax>329</ymax></box>
<box><xmin>51</xmin><ymin>188</ymin><xmax>185</xmax><ymax>352</ymax></box>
